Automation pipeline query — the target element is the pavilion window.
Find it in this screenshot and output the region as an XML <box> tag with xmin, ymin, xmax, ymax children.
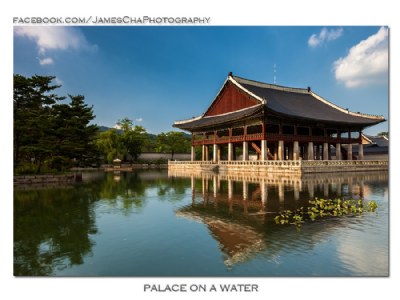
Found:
<box><xmin>217</xmin><ymin>129</ymin><xmax>229</xmax><ymax>137</ymax></box>
<box><xmin>267</xmin><ymin>124</ymin><xmax>280</xmax><ymax>134</ymax></box>
<box><xmin>312</xmin><ymin>128</ymin><xmax>325</xmax><ymax>136</ymax></box>
<box><xmin>247</xmin><ymin>124</ymin><xmax>262</xmax><ymax>134</ymax></box>
<box><xmin>297</xmin><ymin>126</ymin><xmax>309</xmax><ymax>136</ymax></box>
<box><xmin>350</xmin><ymin>131</ymin><xmax>360</xmax><ymax>139</ymax></box>
<box><xmin>232</xmin><ymin>127</ymin><xmax>244</xmax><ymax>136</ymax></box>
<box><xmin>339</xmin><ymin>131</ymin><xmax>348</xmax><ymax>139</ymax></box>
<box><xmin>282</xmin><ymin>125</ymin><xmax>295</xmax><ymax>135</ymax></box>
<box><xmin>205</xmin><ymin>132</ymin><xmax>215</xmax><ymax>141</ymax></box>
<box><xmin>327</xmin><ymin>129</ymin><xmax>337</xmax><ymax>138</ymax></box>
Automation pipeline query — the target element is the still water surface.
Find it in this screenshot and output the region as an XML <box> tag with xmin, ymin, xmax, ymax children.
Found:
<box><xmin>14</xmin><ymin>169</ymin><xmax>388</xmax><ymax>276</ymax></box>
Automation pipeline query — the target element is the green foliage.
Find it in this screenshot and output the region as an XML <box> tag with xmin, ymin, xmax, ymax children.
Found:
<box><xmin>274</xmin><ymin>198</ymin><xmax>378</xmax><ymax>228</ymax></box>
<box><xmin>95</xmin><ymin>119</ymin><xmax>147</xmax><ymax>163</ymax></box>
<box><xmin>14</xmin><ymin>74</ymin><xmax>99</xmax><ymax>174</ymax></box>
<box><xmin>157</xmin><ymin>131</ymin><xmax>191</xmax><ymax>159</ymax></box>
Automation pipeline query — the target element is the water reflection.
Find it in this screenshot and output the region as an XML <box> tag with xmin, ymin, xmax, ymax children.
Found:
<box><xmin>14</xmin><ymin>170</ymin><xmax>189</xmax><ymax>276</ymax></box>
<box><xmin>172</xmin><ymin>170</ymin><xmax>388</xmax><ymax>273</ymax></box>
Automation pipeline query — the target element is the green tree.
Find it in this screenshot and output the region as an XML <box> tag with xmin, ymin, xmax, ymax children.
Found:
<box><xmin>122</xmin><ymin>125</ymin><xmax>147</xmax><ymax>161</ymax></box>
<box><xmin>52</xmin><ymin>95</ymin><xmax>99</xmax><ymax>168</ymax></box>
<box><xmin>96</xmin><ymin>129</ymin><xmax>124</xmax><ymax>163</ymax></box>
<box><xmin>157</xmin><ymin>131</ymin><xmax>191</xmax><ymax>160</ymax></box>
<box><xmin>14</xmin><ymin>74</ymin><xmax>99</xmax><ymax>173</ymax></box>
<box><xmin>14</xmin><ymin>74</ymin><xmax>64</xmax><ymax>172</ymax></box>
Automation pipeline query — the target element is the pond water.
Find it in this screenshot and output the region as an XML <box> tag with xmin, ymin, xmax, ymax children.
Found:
<box><xmin>14</xmin><ymin>169</ymin><xmax>388</xmax><ymax>276</ymax></box>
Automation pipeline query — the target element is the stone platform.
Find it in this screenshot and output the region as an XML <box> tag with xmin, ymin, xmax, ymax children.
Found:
<box><xmin>168</xmin><ymin>160</ymin><xmax>388</xmax><ymax>175</ymax></box>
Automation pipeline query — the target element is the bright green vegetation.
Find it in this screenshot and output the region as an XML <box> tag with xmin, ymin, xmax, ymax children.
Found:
<box><xmin>274</xmin><ymin>198</ymin><xmax>378</xmax><ymax>228</ymax></box>
<box><xmin>14</xmin><ymin>74</ymin><xmax>191</xmax><ymax>174</ymax></box>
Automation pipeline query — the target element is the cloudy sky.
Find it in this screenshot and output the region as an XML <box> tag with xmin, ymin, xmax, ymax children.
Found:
<box><xmin>14</xmin><ymin>26</ymin><xmax>388</xmax><ymax>135</ymax></box>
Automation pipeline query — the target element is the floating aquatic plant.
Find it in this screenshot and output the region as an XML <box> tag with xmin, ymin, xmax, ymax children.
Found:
<box><xmin>274</xmin><ymin>198</ymin><xmax>378</xmax><ymax>228</ymax></box>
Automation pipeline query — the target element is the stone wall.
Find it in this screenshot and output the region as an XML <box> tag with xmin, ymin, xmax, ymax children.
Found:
<box><xmin>14</xmin><ymin>173</ymin><xmax>82</xmax><ymax>187</ymax></box>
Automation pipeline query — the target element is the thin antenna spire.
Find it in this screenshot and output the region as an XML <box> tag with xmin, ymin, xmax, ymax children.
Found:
<box><xmin>273</xmin><ymin>63</ymin><xmax>277</xmax><ymax>84</ymax></box>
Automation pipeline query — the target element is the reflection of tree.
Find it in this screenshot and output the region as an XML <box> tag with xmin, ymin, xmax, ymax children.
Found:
<box><xmin>98</xmin><ymin>172</ymin><xmax>148</xmax><ymax>215</ymax></box>
<box><xmin>157</xmin><ymin>177</ymin><xmax>190</xmax><ymax>202</ymax></box>
<box><xmin>14</xmin><ymin>170</ymin><xmax>189</xmax><ymax>275</ymax></box>
<box><xmin>14</xmin><ymin>186</ymin><xmax>100</xmax><ymax>276</ymax></box>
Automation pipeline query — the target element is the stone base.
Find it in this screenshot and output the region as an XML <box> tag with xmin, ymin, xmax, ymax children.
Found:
<box><xmin>168</xmin><ymin>160</ymin><xmax>388</xmax><ymax>175</ymax></box>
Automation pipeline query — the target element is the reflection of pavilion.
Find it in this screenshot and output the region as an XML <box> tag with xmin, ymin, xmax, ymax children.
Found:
<box><xmin>175</xmin><ymin>170</ymin><xmax>388</xmax><ymax>267</ymax></box>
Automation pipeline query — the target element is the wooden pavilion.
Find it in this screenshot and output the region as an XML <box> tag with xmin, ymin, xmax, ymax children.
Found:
<box><xmin>173</xmin><ymin>73</ymin><xmax>385</xmax><ymax>163</ymax></box>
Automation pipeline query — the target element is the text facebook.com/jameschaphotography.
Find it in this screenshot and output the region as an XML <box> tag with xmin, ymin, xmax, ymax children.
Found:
<box><xmin>13</xmin><ymin>16</ymin><xmax>211</xmax><ymax>25</ymax></box>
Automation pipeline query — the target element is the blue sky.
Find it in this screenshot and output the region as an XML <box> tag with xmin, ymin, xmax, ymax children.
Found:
<box><xmin>14</xmin><ymin>26</ymin><xmax>389</xmax><ymax>135</ymax></box>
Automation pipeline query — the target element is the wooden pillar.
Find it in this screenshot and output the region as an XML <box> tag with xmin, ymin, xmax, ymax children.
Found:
<box><xmin>336</xmin><ymin>143</ymin><xmax>341</xmax><ymax>160</ymax></box>
<box><xmin>323</xmin><ymin>142</ymin><xmax>329</xmax><ymax>160</ymax></box>
<box><xmin>358</xmin><ymin>143</ymin><xmax>364</xmax><ymax>160</ymax></box>
<box><xmin>205</xmin><ymin>145</ymin><xmax>209</xmax><ymax>161</ymax></box>
<box><xmin>347</xmin><ymin>144</ymin><xmax>353</xmax><ymax>161</ymax></box>
<box><xmin>243</xmin><ymin>141</ymin><xmax>249</xmax><ymax>161</ymax></box>
<box><xmin>278</xmin><ymin>140</ymin><xmax>284</xmax><ymax>160</ymax></box>
<box><xmin>201</xmin><ymin>145</ymin><xmax>205</xmax><ymax>161</ymax></box>
<box><xmin>191</xmin><ymin>146</ymin><xmax>195</xmax><ymax>161</ymax></box>
<box><xmin>228</xmin><ymin>142</ymin><xmax>233</xmax><ymax>161</ymax></box>
<box><xmin>293</xmin><ymin>141</ymin><xmax>300</xmax><ymax>161</ymax></box>
<box><xmin>261</xmin><ymin>140</ymin><xmax>268</xmax><ymax>161</ymax></box>
<box><xmin>308</xmin><ymin>142</ymin><xmax>314</xmax><ymax>160</ymax></box>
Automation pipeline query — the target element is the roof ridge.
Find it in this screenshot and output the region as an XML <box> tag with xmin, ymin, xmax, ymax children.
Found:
<box><xmin>232</xmin><ymin>75</ymin><xmax>309</xmax><ymax>94</ymax></box>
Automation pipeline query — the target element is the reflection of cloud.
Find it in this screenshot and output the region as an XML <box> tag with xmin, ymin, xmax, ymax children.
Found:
<box><xmin>336</xmin><ymin>221</ymin><xmax>388</xmax><ymax>276</ymax></box>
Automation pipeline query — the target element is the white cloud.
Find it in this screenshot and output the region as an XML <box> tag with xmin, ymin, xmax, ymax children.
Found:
<box><xmin>308</xmin><ymin>27</ymin><xmax>343</xmax><ymax>48</ymax></box>
<box><xmin>136</xmin><ymin>118</ymin><xmax>143</xmax><ymax>122</ymax></box>
<box><xmin>333</xmin><ymin>27</ymin><xmax>388</xmax><ymax>88</ymax></box>
<box><xmin>14</xmin><ymin>26</ymin><xmax>97</xmax><ymax>65</ymax></box>
<box><xmin>38</xmin><ymin>57</ymin><xmax>54</xmax><ymax>65</ymax></box>
<box><xmin>54</xmin><ymin>77</ymin><xmax>63</xmax><ymax>86</ymax></box>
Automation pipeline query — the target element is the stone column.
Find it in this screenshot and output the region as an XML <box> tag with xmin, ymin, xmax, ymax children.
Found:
<box><xmin>205</xmin><ymin>145</ymin><xmax>209</xmax><ymax>161</ymax></box>
<box><xmin>201</xmin><ymin>145</ymin><xmax>205</xmax><ymax>161</ymax></box>
<box><xmin>293</xmin><ymin>141</ymin><xmax>300</xmax><ymax>160</ymax></box>
<box><xmin>228</xmin><ymin>142</ymin><xmax>233</xmax><ymax>161</ymax></box>
<box><xmin>323</xmin><ymin>142</ymin><xmax>329</xmax><ymax>160</ymax></box>
<box><xmin>213</xmin><ymin>144</ymin><xmax>218</xmax><ymax>163</ymax></box>
<box><xmin>273</xmin><ymin>143</ymin><xmax>278</xmax><ymax>160</ymax></box>
<box><xmin>278</xmin><ymin>140</ymin><xmax>284</xmax><ymax>160</ymax></box>
<box><xmin>308</xmin><ymin>142</ymin><xmax>314</xmax><ymax>160</ymax></box>
<box><xmin>243</xmin><ymin>141</ymin><xmax>249</xmax><ymax>161</ymax></box>
<box><xmin>347</xmin><ymin>144</ymin><xmax>353</xmax><ymax>161</ymax></box>
<box><xmin>358</xmin><ymin>143</ymin><xmax>364</xmax><ymax>160</ymax></box>
<box><xmin>261</xmin><ymin>140</ymin><xmax>268</xmax><ymax>161</ymax></box>
<box><xmin>191</xmin><ymin>146</ymin><xmax>195</xmax><ymax>161</ymax></box>
<box><xmin>336</xmin><ymin>143</ymin><xmax>341</xmax><ymax>160</ymax></box>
